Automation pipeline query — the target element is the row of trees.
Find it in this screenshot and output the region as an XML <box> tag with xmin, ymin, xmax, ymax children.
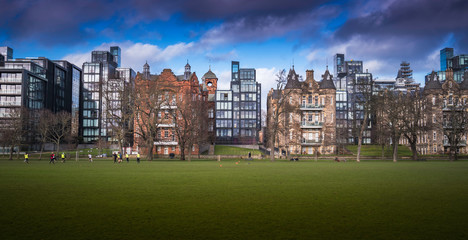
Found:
<box><xmin>0</xmin><ymin>108</ymin><xmax>73</xmax><ymax>160</ymax></box>
<box><xmin>267</xmin><ymin>69</ymin><xmax>468</xmax><ymax>162</ymax></box>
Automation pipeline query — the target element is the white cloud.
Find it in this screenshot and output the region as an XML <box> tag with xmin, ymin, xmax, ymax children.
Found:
<box><xmin>63</xmin><ymin>41</ymin><xmax>195</xmax><ymax>72</ymax></box>
<box><xmin>256</xmin><ymin>67</ymin><xmax>278</xmax><ymax>111</ymax></box>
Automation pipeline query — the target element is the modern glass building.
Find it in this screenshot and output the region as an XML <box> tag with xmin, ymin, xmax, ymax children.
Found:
<box><xmin>333</xmin><ymin>54</ymin><xmax>373</xmax><ymax>145</ymax></box>
<box><xmin>215</xmin><ymin>61</ymin><xmax>261</xmax><ymax>144</ymax></box>
<box><xmin>0</xmin><ymin>47</ymin><xmax>82</xmax><ymax>151</ymax></box>
<box><xmin>81</xmin><ymin>46</ymin><xmax>135</xmax><ymax>143</ymax></box>
<box><xmin>428</xmin><ymin>48</ymin><xmax>468</xmax><ymax>83</ymax></box>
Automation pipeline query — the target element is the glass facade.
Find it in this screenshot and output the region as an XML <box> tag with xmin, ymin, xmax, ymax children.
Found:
<box><xmin>81</xmin><ymin>46</ymin><xmax>134</xmax><ymax>143</ymax></box>
<box><xmin>215</xmin><ymin>61</ymin><xmax>261</xmax><ymax>144</ymax></box>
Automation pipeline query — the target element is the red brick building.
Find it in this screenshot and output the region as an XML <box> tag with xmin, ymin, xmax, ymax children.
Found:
<box><xmin>133</xmin><ymin>62</ymin><xmax>216</xmax><ymax>157</ymax></box>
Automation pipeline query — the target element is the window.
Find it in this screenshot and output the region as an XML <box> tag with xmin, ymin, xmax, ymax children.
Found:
<box><xmin>164</xmin><ymin>131</ymin><xmax>169</xmax><ymax>138</ymax></box>
<box><xmin>433</xmin><ymin>131</ymin><xmax>436</xmax><ymax>140</ymax></box>
<box><xmin>432</xmin><ymin>97</ymin><xmax>436</xmax><ymax>105</ymax></box>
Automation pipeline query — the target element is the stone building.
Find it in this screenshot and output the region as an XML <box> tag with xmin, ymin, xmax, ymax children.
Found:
<box><xmin>266</xmin><ymin>68</ymin><xmax>336</xmax><ymax>155</ymax></box>
<box><xmin>401</xmin><ymin>69</ymin><xmax>468</xmax><ymax>155</ymax></box>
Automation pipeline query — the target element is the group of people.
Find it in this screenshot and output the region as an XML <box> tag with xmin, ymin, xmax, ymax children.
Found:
<box><xmin>23</xmin><ymin>152</ymin><xmax>141</xmax><ymax>163</ymax></box>
<box><xmin>112</xmin><ymin>152</ymin><xmax>140</xmax><ymax>163</ymax></box>
<box><xmin>48</xmin><ymin>152</ymin><xmax>66</xmax><ymax>164</ymax></box>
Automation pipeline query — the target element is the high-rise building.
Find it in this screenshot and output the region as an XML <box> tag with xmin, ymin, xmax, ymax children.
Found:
<box><xmin>333</xmin><ymin>54</ymin><xmax>373</xmax><ymax>145</ymax></box>
<box><xmin>215</xmin><ymin>61</ymin><xmax>261</xmax><ymax>144</ymax></box>
<box><xmin>81</xmin><ymin>46</ymin><xmax>135</xmax><ymax>143</ymax></box>
<box><xmin>0</xmin><ymin>47</ymin><xmax>82</xmax><ymax>151</ymax></box>
<box><xmin>428</xmin><ymin>48</ymin><xmax>468</xmax><ymax>83</ymax></box>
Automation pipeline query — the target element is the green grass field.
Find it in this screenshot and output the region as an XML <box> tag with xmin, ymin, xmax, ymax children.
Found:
<box><xmin>346</xmin><ymin>144</ymin><xmax>413</xmax><ymax>157</ymax></box>
<box><xmin>214</xmin><ymin>145</ymin><xmax>262</xmax><ymax>155</ymax></box>
<box><xmin>1</xmin><ymin>159</ymin><xmax>467</xmax><ymax>240</ymax></box>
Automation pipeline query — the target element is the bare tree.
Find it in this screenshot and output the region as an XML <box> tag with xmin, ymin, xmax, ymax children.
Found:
<box><xmin>267</xmin><ymin>69</ymin><xmax>296</xmax><ymax>161</ymax></box>
<box><xmin>133</xmin><ymin>79</ymin><xmax>165</xmax><ymax>161</ymax></box>
<box><xmin>104</xmin><ymin>79</ymin><xmax>134</xmax><ymax>155</ymax></box>
<box><xmin>442</xmin><ymin>91</ymin><xmax>468</xmax><ymax>161</ymax></box>
<box><xmin>171</xmin><ymin>89</ymin><xmax>200</xmax><ymax>161</ymax></box>
<box><xmin>355</xmin><ymin>77</ymin><xmax>373</xmax><ymax>162</ymax></box>
<box><xmin>400</xmin><ymin>92</ymin><xmax>433</xmax><ymax>161</ymax></box>
<box><xmin>47</xmin><ymin>111</ymin><xmax>72</xmax><ymax>154</ymax></box>
<box><xmin>37</xmin><ymin>109</ymin><xmax>53</xmax><ymax>160</ymax></box>
<box><xmin>371</xmin><ymin>91</ymin><xmax>391</xmax><ymax>159</ymax></box>
<box><xmin>0</xmin><ymin>107</ymin><xmax>27</xmax><ymax>160</ymax></box>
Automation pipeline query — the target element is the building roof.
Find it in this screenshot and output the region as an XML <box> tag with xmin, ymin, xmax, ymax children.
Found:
<box><xmin>424</xmin><ymin>71</ymin><xmax>442</xmax><ymax>90</ymax></box>
<box><xmin>285</xmin><ymin>68</ymin><xmax>301</xmax><ymax>89</ymax></box>
<box><xmin>202</xmin><ymin>69</ymin><xmax>217</xmax><ymax>79</ymax></box>
<box><xmin>319</xmin><ymin>69</ymin><xmax>336</xmax><ymax>89</ymax></box>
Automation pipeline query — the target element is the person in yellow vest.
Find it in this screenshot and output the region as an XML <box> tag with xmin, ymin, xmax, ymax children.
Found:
<box><xmin>137</xmin><ymin>153</ymin><xmax>140</xmax><ymax>163</ymax></box>
<box><xmin>24</xmin><ymin>153</ymin><xmax>29</xmax><ymax>164</ymax></box>
<box><xmin>125</xmin><ymin>153</ymin><xmax>129</xmax><ymax>163</ymax></box>
<box><xmin>61</xmin><ymin>152</ymin><xmax>66</xmax><ymax>163</ymax></box>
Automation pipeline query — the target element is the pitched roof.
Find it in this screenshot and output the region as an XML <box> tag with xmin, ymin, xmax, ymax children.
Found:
<box><xmin>319</xmin><ymin>69</ymin><xmax>336</xmax><ymax>89</ymax></box>
<box><xmin>285</xmin><ymin>68</ymin><xmax>301</xmax><ymax>89</ymax></box>
<box><xmin>202</xmin><ymin>69</ymin><xmax>217</xmax><ymax>79</ymax></box>
<box><xmin>424</xmin><ymin>71</ymin><xmax>442</xmax><ymax>90</ymax></box>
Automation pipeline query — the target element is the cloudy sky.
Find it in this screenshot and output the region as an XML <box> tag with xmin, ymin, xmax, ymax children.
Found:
<box><xmin>1</xmin><ymin>0</ymin><xmax>467</xmax><ymax>109</ymax></box>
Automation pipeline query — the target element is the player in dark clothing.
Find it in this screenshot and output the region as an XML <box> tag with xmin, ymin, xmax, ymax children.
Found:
<box><xmin>50</xmin><ymin>153</ymin><xmax>55</xmax><ymax>164</ymax></box>
<box><xmin>113</xmin><ymin>153</ymin><xmax>117</xmax><ymax>163</ymax></box>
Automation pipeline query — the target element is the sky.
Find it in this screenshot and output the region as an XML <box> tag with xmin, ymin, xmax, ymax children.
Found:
<box><xmin>1</xmin><ymin>0</ymin><xmax>467</xmax><ymax>110</ymax></box>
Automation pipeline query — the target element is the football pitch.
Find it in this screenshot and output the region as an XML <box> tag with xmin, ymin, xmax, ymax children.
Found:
<box><xmin>1</xmin><ymin>159</ymin><xmax>467</xmax><ymax>240</ymax></box>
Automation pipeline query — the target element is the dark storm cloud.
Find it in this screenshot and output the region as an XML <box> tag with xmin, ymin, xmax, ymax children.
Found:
<box><xmin>334</xmin><ymin>0</ymin><xmax>468</xmax><ymax>57</ymax></box>
<box><xmin>0</xmin><ymin>0</ymin><xmax>338</xmax><ymax>45</ymax></box>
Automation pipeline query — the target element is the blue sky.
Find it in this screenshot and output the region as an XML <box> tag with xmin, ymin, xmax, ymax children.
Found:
<box><xmin>1</xmin><ymin>0</ymin><xmax>467</xmax><ymax>110</ymax></box>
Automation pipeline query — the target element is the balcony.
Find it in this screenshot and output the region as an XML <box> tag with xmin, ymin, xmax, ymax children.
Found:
<box><xmin>300</xmin><ymin>121</ymin><xmax>323</xmax><ymax>128</ymax></box>
<box><xmin>158</xmin><ymin>123</ymin><xmax>175</xmax><ymax>128</ymax></box>
<box><xmin>154</xmin><ymin>140</ymin><xmax>178</xmax><ymax>146</ymax></box>
<box><xmin>0</xmin><ymin>89</ymin><xmax>21</xmax><ymax>95</ymax></box>
<box><xmin>301</xmin><ymin>139</ymin><xmax>322</xmax><ymax>145</ymax></box>
<box><xmin>443</xmin><ymin>140</ymin><xmax>467</xmax><ymax>147</ymax></box>
<box><xmin>300</xmin><ymin>104</ymin><xmax>324</xmax><ymax>111</ymax></box>
<box><xmin>0</xmin><ymin>101</ymin><xmax>21</xmax><ymax>106</ymax></box>
<box><xmin>0</xmin><ymin>78</ymin><xmax>22</xmax><ymax>83</ymax></box>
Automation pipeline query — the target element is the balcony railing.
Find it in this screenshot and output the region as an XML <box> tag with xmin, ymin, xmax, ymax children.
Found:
<box><xmin>0</xmin><ymin>78</ymin><xmax>22</xmax><ymax>83</ymax></box>
<box><xmin>0</xmin><ymin>89</ymin><xmax>21</xmax><ymax>95</ymax></box>
<box><xmin>443</xmin><ymin>140</ymin><xmax>467</xmax><ymax>146</ymax></box>
<box><xmin>300</xmin><ymin>121</ymin><xmax>323</xmax><ymax>128</ymax></box>
<box><xmin>0</xmin><ymin>102</ymin><xmax>21</xmax><ymax>106</ymax></box>
<box><xmin>300</xmin><ymin>104</ymin><xmax>324</xmax><ymax>110</ymax></box>
<box><xmin>301</xmin><ymin>139</ymin><xmax>322</xmax><ymax>145</ymax></box>
<box><xmin>161</xmin><ymin>104</ymin><xmax>177</xmax><ymax>109</ymax></box>
<box><xmin>154</xmin><ymin>140</ymin><xmax>178</xmax><ymax>146</ymax></box>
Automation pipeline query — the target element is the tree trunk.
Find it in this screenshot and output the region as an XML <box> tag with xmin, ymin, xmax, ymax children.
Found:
<box><xmin>381</xmin><ymin>144</ymin><xmax>385</xmax><ymax>160</ymax></box>
<box><xmin>392</xmin><ymin>140</ymin><xmax>398</xmax><ymax>162</ymax></box>
<box><xmin>9</xmin><ymin>146</ymin><xmax>13</xmax><ymax>160</ymax></box>
<box><xmin>410</xmin><ymin>141</ymin><xmax>418</xmax><ymax>161</ymax></box>
<box><xmin>180</xmin><ymin>146</ymin><xmax>185</xmax><ymax>160</ymax></box>
<box><xmin>188</xmin><ymin>150</ymin><xmax>192</xmax><ymax>162</ymax></box>
<box><xmin>39</xmin><ymin>143</ymin><xmax>44</xmax><ymax>160</ymax></box>
<box><xmin>56</xmin><ymin>143</ymin><xmax>60</xmax><ymax>156</ymax></box>
<box><xmin>148</xmin><ymin>143</ymin><xmax>154</xmax><ymax>161</ymax></box>
<box><xmin>356</xmin><ymin>114</ymin><xmax>368</xmax><ymax>163</ymax></box>
<box><xmin>314</xmin><ymin>147</ymin><xmax>318</xmax><ymax>161</ymax></box>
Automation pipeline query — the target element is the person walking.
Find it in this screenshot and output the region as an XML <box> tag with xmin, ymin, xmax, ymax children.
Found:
<box><xmin>24</xmin><ymin>153</ymin><xmax>29</xmax><ymax>164</ymax></box>
<box><xmin>61</xmin><ymin>152</ymin><xmax>66</xmax><ymax>163</ymax></box>
<box><xmin>248</xmin><ymin>152</ymin><xmax>251</xmax><ymax>160</ymax></box>
<box><xmin>50</xmin><ymin>153</ymin><xmax>55</xmax><ymax>164</ymax></box>
<box><xmin>113</xmin><ymin>152</ymin><xmax>117</xmax><ymax>163</ymax></box>
<box><xmin>88</xmin><ymin>154</ymin><xmax>93</xmax><ymax>162</ymax></box>
<box><xmin>125</xmin><ymin>153</ymin><xmax>129</xmax><ymax>163</ymax></box>
<box><xmin>136</xmin><ymin>153</ymin><xmax>140</xmax><ymax>163</ymax></box>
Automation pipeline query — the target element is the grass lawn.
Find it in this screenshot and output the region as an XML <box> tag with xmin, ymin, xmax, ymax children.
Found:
<box><xmin>214</xmin><ymin>145</ymin><xmax>262</xmax><ymax>155</ymax></box>
<box><xmin>346</xmin><ymin>144</ymin><xmax>413</xmax><ymax>157</ymax></box>
<box><xmin>1</xmin><ymin>160</ymin><xmax>467</xmax><ymax>240</ymax></box>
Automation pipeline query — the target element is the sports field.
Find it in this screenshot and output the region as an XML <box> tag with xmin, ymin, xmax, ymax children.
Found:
<box><xmin>1</xmin><ymin>159</ymin><xmax>467</xmax><ymax>239</ymax></box>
